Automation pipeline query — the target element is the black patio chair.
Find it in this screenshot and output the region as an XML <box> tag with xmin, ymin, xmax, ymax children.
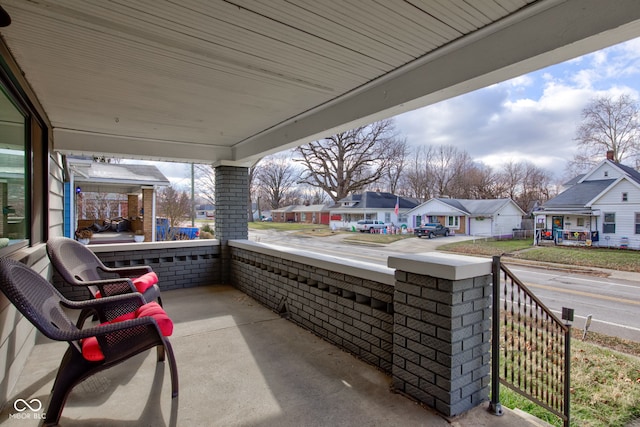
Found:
<box><xmin>46</xmin><ymin>236</ymin><xmax>162</xmax><ymax>325</ymax></box>
<box><xmin>0</xmin><ymin>257</ymin><xmax>178</xmax><ymax>426</ymax></box>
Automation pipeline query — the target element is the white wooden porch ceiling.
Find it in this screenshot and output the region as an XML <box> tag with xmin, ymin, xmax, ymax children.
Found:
<box><xmin>2</xmin><ymin>0</ymin><xmax>640</xmax><ymax>165</ymax></box>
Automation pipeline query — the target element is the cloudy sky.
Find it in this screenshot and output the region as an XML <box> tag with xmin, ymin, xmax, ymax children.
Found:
<box><xmin>145</xmin><ymin>35</ymin><xmax>640</xmax><ymax>186</ymax></box>
<box><xmin>395</xmin><ymin>36</ymin><xmax>640</xmax><ymax>179</ymax></box>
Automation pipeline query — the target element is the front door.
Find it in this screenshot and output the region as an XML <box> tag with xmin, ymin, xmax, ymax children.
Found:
<box><xmin>552</xmin><ymin>216</ymin><xmax>563</xmax><ymax>240</ymax></box>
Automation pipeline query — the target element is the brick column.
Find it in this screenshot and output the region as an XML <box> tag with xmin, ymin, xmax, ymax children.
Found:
<box><xmin>142</xmin><ymin>187</ymin><xmax>154</xmax><ymax>241</ymax></box>
<box><xmin>215</xmin><ymin>165</ymin><xmax>248</xmax><ymax>283</ymax></box>
<box><xmin>127</xmin><ymin>194</ymin><xmax>138</xmax><ymax>219</ymax></box>
<box><xmin>214</xmin><ymin>165</ymin><xmax>248</xmax><ymax>243</ymax></box>
<box><xmin>388</xmin><ymin>252</ymin><xmax>492</xmax><ymax>418</ymax></box>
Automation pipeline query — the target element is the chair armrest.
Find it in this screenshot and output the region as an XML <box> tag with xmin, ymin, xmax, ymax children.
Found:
<box><xmin>99</xmin><ymin>265</ymin><xmax>153</xmax><ymax>278</ymax></box>
<box><xmin>64</xmin><ymin>277</ymin><xmax>137</xmax><ymax>297</ymax></box>
<box><xmin>62</xmin><ymin>292</ymin><xmax>147</xmax><ymax>322</ymax></box>
<box><xmin>72</xmin><ymin>316</ymin><xmax>161</xmax><ymax>340</ymax></box>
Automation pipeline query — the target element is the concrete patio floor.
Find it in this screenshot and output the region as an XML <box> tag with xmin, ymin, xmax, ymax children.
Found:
<box><xmin>1</xmin><ymin>285</ymin><xmax>548</xmax><ymax>426</ymax></box>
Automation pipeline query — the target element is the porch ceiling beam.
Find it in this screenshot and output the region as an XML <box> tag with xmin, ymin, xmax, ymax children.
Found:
<box><xmin>232</xmin><ymin>0</ymin><xmax>640</xmax><ymax>164</ymax></box>
<box><xmin>53</xmin><ymin>128</ymin><xmax>232</xmax><ymax>164</ymax></box>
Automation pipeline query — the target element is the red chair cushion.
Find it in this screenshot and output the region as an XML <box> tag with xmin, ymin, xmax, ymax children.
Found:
<box><xmin>94</xmin><ymin>272</ymin><xmax>157</xmax><ymax>298</ymax></box>
<box><xmin>81</xmin><ymin>337</ymin><xmax>105</xmax><ymax>362</ymax></box>
<box><xmin>132</xmin><ymin>272</ymin><xmax>158</xmax><ymax>293</ymax></box>
<box><xmin>81</xmin><ymin>302</ymin><xmax>173</xmax><ymax>361</ymax></box>
<box><xmin>135</xmin><ymin>302</ymin><xmax>173</xmax><ymax>336</ymax></box>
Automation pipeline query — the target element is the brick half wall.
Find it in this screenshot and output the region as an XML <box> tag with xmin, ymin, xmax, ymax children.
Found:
<box><xmin>230</xmin><ymin>240</ymin><xmax>395</xmax><ymax>372</ymax></box>
<box><xmin>230</xmin><ymin>240</ymin><xmax>494</xmax><ymax>419</ymax></box>
<box><xmin>52</xmin><ymin>240</ymin><xmax>223</xmax><ymax>300</ymax></box>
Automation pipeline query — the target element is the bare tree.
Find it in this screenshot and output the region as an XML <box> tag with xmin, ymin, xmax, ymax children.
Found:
<box><xmin>194</xmin><ymin>164</ymin><xmax>215</xmax><ymax>206</ymax></box>
<box><xmin>248</xmin><ymin>160</ymin><xmax>261</xmax><ymax>222</ymax></box>
<box><xmin>496</xmin><ymin>160</ymin><xmax>553</xmax><ymax>211</ymax></box>
<box><xmin>404</xmin><ymin>145</ymin><xmax>434</xmax><ymax>201</ymax></box>
<box><xmin>518</xmin><ymin>162</ymin><xmax>553</xmax><ymax>211</ymax></box>
<box><xmin>82</xmin><ymin>192</ymin><xmax>124</xmax><ymax>220</ymax></box>
<box><xmin>157</xmin><ymin>185</ymin><xmax>191</xmax><ymax>228</ymax></box>
<box><xmin>295</xmin><ymin>119</ymin><xmax>400</xmax><ymax>203</ymax></box>
<box><xmin>430</xmin><ymin>145</ymin><xmax>473</xmax><ymax>198</ymax></box>
<box><xmin>302</xmin><ymin>186</ymin><xmax>330</xmax><ymax>205</ymax></box>
<box><xmin>498</xmin><ymin>160</ymin><xmax>526</xmax><ymax>201</ymax></box>
<box><xmin>381</xmin><ymin>137</ymin><xmax>409</xmax><ymax>194</ymax></box>
<box><xmin>571</xmin><ymin>94</ymin><xmax>640</xmax><ymax>172</ymax></box>
<box><xmin>255</xmin><ymin>153</ymin><xmax>301</xmax><ymax>209</ymax></box>
<box><xmin>452</xmin><ymin>162</ymin><xmax>497</xmax><ymax>199</ymax></box>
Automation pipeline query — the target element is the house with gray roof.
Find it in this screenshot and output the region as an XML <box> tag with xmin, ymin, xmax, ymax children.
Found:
<box><xmin>534</xmin><ymin>153</ymin><xmax>640</xmax><ymax>248</ymax></box>
<box><xmin>66</xmin><ymin>157</ymin><xmax>170</xmax><ymax>242</ymax></box>
<box><xmin>407</xmin><ymin>198</ymin><xmax>525</xmax><ymax>238</ymax></box>
<box><xmin>329</xmin><ymin>192</ymin><xmax>419</xmax><ymax>230</ymax></box>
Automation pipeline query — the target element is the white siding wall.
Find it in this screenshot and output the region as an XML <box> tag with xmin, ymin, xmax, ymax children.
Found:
<box><xmin>469</xmin><ymin>218</ymin><xmax>492</xmax><ymax>236</ymax></box>
<box><xmin>588</xmin><ymin>162</ymin><xmax>626</xmax><ymax>181</ymax></box>
<box><xmin>493</xmin><ymin>203</ymin><xmax>524</xmax><ymax>237</ymax></box>
<box><xmin>49</xmin><ymin>153</ymin><xmax>65</xmax><ymax>237</ymax></box>
<box><xmin>0</xmin><ymin>153</ymin><xmax>64</xmax><ymax>407</ymax></box>
<box><xmin>592</xmin><ymin>180</ymin><xmax>640</xmax><ymax>249</ymax></box>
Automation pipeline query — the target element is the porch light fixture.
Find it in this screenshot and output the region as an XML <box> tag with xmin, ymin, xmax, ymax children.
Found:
<box><xmin>75</xmin><ymin>186</ymin><xmax>82</xmax><ymax>194</ymax></box>
<box><xmin>0</xmin><ymin>6</ymin><xmax>10</xmax><ymax>27</ymax></box>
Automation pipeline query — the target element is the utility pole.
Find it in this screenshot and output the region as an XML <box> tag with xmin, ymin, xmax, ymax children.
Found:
<box><xmin>191</xmin><ymin>163</ymin><xmax>195</xmax><ymax>227</ymax></box>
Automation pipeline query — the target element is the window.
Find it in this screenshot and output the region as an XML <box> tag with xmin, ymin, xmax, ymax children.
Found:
<box><xmin>0</xmin><ymin>84</ymin><xmax>27</xmax><ymax>249</ymax></box>
<box><xmin>447</xmin><ymin>216</ymin><xmax>459</xmax><ymax>227</ymax></box>
<box><xmin>576</xmin><ymin>217</ymin><xmax>584</xmax><ymax>227</ymax></box>
<box><xmin>603</xmin><ymin>212</ymin><xmax>616</xmax><ymax>234</ymax></box>
<box><xmin>636</xmin><ymin>213</ymin><xmax>640</xmax><ymax>234</ymax></box>
<box><xmin>384</xmin><ymin>212</ymin><xmax>391</xmax><ymax>223</ymax></box>
<box><xmin>622</xmin><ymin>192</ymin><xmax>628</xmax><ymax>202</ymax></box>
<box><xmin>0</xmin><ymin>59</ymin><xmax>47</xmax><ymax>254</ymax></box>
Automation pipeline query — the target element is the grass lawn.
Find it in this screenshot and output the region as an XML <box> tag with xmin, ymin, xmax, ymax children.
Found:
<box><xmin>514</xmin><ymin>246</ymin><xmax>640</xmax><ymax>272</ymax></box>
<box><xmin>248</xmin><ymin>221</ymin><xmax>329</xmax><ymax>231</ymax></box>
<box><xmin>342</xmin><ymin>231</ymin><xmax>413</xmax><ymax>244</ymax></box>
<box><xmin>439</xmin><ymin>239</ymin><xmax>640</xmax><ymax>272</ymax></box>
<box><xmin>438</xmin><ymin>238</ymin><xmax>534</xmax><ymax>256</ymax></box>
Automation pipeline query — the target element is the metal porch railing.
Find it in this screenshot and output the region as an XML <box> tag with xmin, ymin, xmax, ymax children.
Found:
<box><xmin>489</xmin><ymin>256</ymin><xmax>572</xmax><ymax>427</ymax></box>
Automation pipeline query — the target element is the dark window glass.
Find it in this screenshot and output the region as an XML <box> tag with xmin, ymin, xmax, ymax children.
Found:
<box><xmin>603</xmin><ymin>213</ymin><xmax>615</xmax><ymax>234</ymax></box>
<box><xmin>0</xmin><ymin>85</ymin><xmax>26</xmax><ymax>248</ymax></box>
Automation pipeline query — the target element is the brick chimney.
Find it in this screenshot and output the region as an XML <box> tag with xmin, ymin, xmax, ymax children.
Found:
<box><xmin>606</xmin><ymin>150</ymin><xmax>614</xmax><ymax>161</ymax></box>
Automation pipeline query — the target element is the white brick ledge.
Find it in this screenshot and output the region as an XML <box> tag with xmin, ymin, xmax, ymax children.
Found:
<box><xmin>388</xmin><ymin>251</ymin><xmax>492</xmax><ymax>281</ymax></box>
<box><xmin>89</xmin><ymin>239</ymin><xmax>219</xmax><ymax>253</ymax></box>
<box><xmin>230</xmin><ymin>239</ymin><xmax>395</xmax><ymax>286</ymax></box>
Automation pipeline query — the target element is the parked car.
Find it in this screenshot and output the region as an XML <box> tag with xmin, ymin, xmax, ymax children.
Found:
<box><xmin>356</xmin><ymin>220</ymin><xmax>388</xmax><ymax>233</ymax></box>
<box><xmin>414</xmin><ymin>223</ymin><xmax>450</xmax><ymax>238</ymax></box>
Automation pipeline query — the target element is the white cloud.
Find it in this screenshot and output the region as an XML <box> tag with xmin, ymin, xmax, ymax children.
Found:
<box><xmin>393</xmin><ymin>36</ymin><xmax>640</xmax><ymax>179</ymax></box>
